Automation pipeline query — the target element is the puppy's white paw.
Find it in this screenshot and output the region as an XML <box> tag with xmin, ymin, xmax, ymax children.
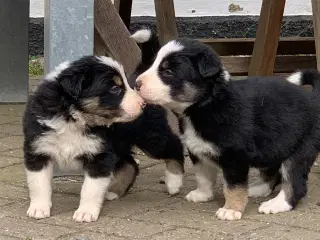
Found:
<box><xmin>73</xmin><ymin>205</ymin><xmax>100</xmax><ymax>223</ymax></box>
<box><xmin>105</xmin><ymin>192</ymin><xmax>119</xmax><ymax>201</ymax></box>
<box><xmin>258</xmin><ymin>191</ymin><xmax>292</xmax><ymax>214</ymax></box>
<box><xmin>216</xmin><ymin>208</ymin><xmax>242</xmax><ymax>221</ymax></box>
<box><xmin>27</xmin><ymin>202</ymin><xmax>51</xmax><ymax>219</ymax></box>
<box><xmin>248</xmin><ymin>182</ymin><xmax>272</xmax><ymax>198</ymax></box>
<box><xmin>165</xmin><ymin>171</ymin><xmax>183</xmax><ymax>195</ymax></box>
<box><xmin>185</xmin><ymin>189</ymin><xmax>213</xmax><ymax>203</ymax></box>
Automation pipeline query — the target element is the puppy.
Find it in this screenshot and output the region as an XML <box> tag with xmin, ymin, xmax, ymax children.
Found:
<box><xmin>134</xmin><ymin>38</ymin><xmax>320</xmax><ymax>220</ymax></box>
<box><xmin>24</xmin><ymin>56</ymin><xmax>144</xmax><ymax>222</ymax></box>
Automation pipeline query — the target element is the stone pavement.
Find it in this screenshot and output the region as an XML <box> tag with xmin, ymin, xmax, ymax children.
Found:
<box><xmin>0</xmin><ymin>78</ymin><xmax>320</xmax><ymax>239</ymax></box>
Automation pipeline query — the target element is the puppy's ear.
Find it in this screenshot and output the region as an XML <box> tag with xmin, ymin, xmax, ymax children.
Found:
<box><xmin>60</xmin><ymin>75</ymin><xmax>84</xmax><ymax>99</ymax></box>
<box><xmin>197</xmin><ymin>52</ymin><xmax>221</xmax><ymax>79</ymax></box>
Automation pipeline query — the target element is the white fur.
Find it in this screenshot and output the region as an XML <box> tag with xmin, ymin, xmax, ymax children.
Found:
<box><xmin>131</xmin><ymin>29</ymin><xmax>151</xmax><ymax>43</ymax></box>
<box><xmin>97</xmin><ymin>56</ymin><xmax>131</xmax><ymax>90</ymax></box>
<box><xmin>136</xmin><ymin>41</ymin><xmax>184</xmax><ymax>105</ymax></box>
<box><xmin>181</xmin><ymin>117</ymin><xmax>221</xmax><ymax>158</ymax></box>
<box><xmin>248</xmin><ymin>181</ymin><xmax>272</xmax><ymax>198</ymax></box>
<box><xmin>105</xmin><ymin>192</ymin><xmax>119</xmax><ymax>201</ymax></box>
<box><xmin>35</xmin><ymin>116</ymin><xmax>102</xmax><ymax>171</ymax></box>
<box><xmin>223</xmin><ymin>70</ymin><xmax>231</xmax><ymax>82</ymax></box>
<box><xmin>26</xmin><ymin>162</ymin><xmax>53</xmax><ymax>219</ymax></box>
<box><xmin>286</xmin><ymin>71</ymin><xmax>302</xmax><ymax>86</ymax></box>
<box><xmin>216</xmin><ymin>208</ymin><xmax>242</xmax><ymax>220</ymax></box>
<box><xmin>185</xmin><ymin>160</ymin><xmax>217</xmax><ymax>203</ymax></box>
<box><xmin>258</xmin><ymin>190</ymin><xmax>292</xmax><ymax>214</ymax></box>
<box><xmin>45</xmin><ymin>61</ymin><xmax>70</xmax><ymax>81</ymax></box>
<box><xmin>165</xmin><ymin>170</ymin><xmax>183</xmax><ymax>195</ymax></box>
<box><xmin>73</xmin><ymin>174</ymin><xmax>111</xmax><ymax>222</ymax></box>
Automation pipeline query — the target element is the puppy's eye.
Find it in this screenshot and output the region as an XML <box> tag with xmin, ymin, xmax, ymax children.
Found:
<box><xmin>110</xmin><ymin>85</ymin><xmax>123</xmax><ymax>95</ymax></box>
<box><xmin>163</xmin><ymin>69</ymin><xmax>174</xmax><ymax>76</ymax></box>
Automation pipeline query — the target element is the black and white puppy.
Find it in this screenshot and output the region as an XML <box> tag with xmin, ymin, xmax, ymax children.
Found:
<box><xmin>134</xmin><ymin>38</ymin><xmax>320</xmax><ymax>220</ymax></box>
<box><xmin>24</xmin><ymin>56</ymin><xmax>145</xmax><ymax>222</ymax></box>
<box><xmin>23</xmin><ymin>30</ymin><xmax>185</xmax><ymax>223</ymax></box>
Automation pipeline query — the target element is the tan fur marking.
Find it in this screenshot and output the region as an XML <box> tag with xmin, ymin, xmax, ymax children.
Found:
<box><xmin>113</xmin><ymin>76</ymin><xmax>123</xmax><ymax>86</ymax></box>
<box><xmin>223</xmin><ymin>185</ymin><xmax>248</xmax><ymax>212</ymax></box>
<box><xmin>165</xmin><ymin>159</ymin><xmax>184</xmax><ymax>175</ymax></box>
<box><xmin>108</xmin><ymin>163</ymin><xmax>137</xmax><ymax>197</ymax></box>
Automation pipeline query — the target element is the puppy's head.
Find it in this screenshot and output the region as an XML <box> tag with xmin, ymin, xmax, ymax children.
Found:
<box><xmin>48</xmin><ymin>56</ymin><xmax>145</xmax><ymax>126</ymax></box>
<box><xmin>135</xmin><ymin>38</ymin><xmax>229</xmax><ymax>112</ymax></box>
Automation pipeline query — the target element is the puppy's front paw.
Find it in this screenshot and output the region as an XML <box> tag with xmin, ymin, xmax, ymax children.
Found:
<box><xmin>73</xmin><ymin>205</ymin><xmax>100</xmax><ymax>223</ymax></box>
<box><xmin>216</xmin><ymin>208</ymin><xmax>242</xmax><ymax>221</ymax></box>
<box><xmin>258</xmin><ymin>194</ymin><xmax>292</xmax><ymax>214</ymax></box>
<box><xmin>27</xmin><ymin>202</ymin><xmax>51</xmax><ymax>219</ymax></box>
<box><xmin>185</xmin><ymin>189</ymin><xmax>213</xmax><ymax>203</ymax></box>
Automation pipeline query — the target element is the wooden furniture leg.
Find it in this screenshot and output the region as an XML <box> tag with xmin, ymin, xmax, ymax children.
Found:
<box><xmin>94</xmin><ymin>0</ymin><xmax>140</xmax><ymax>75</ymax></box>
<box><xmin>312</xmin><ymin>0</ymin><xmax>320</xmax><ymax>71</ymax></box>
<box><xmin>154</xmin><ymin>0</ymin><xmax>178</xmax><ymax>44</ymax></box>
<box><xmin>248</xmin><ymin>0</ymin><xmax>286</xmax><ymax>76</ymax></box>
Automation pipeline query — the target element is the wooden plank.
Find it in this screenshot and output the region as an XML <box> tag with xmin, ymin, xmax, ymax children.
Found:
<box><xmin>312</xmin><ymin>0</ymin><xmax>320</xmax><ymax>71</ymax></box>
<box><xmin>154</xmin><ymin>0</ymin><xmax>178</xmax><ymax>44</ymax></box>
<box><xmin>94</xmin><ymin>0</ymin><xmax>140</xmax><ymax>75</ymax></box>
<box><xmin>248</xmin><ymin>0</ymin><xmax>286</xmax><ymax>76</ymax></box>
<box><xmin>118</xmin><ymin>0</ymin><xmax>133</xmax><ymax>29</ymax></box>
<box><xmin>94</xmin><ymin>27</ymin><xmax>109</xmax><ymax>56</ymax></box>
<box><xmin>222</xmin><ymin>55</ymin><xmax>317</xmax><ymax>76</ymax></box>
<box><xmin>200</xmin><ymin>37</ymin><xmax>315</xmax><ymax>56</ymax></box>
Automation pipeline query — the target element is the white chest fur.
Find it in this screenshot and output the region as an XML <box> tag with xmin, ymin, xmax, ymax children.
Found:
<box><xmin>181</xmin><ymin>117</ymin><xmax>220</xmax><ymax>160</ymax></box>
<box><xmin>33</xmin><ymin>117</ymin><xmax>103</xmax><ymax>171</ymax></box>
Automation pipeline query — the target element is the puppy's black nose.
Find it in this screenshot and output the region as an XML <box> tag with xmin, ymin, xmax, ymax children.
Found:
<box><xmin>135</xmin><ymin>80</ymin><xmax>142</xmax><ymax>91</ymax></box>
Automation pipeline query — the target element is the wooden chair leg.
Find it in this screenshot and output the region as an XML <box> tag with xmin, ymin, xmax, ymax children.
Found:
<box><xmin>312</xmin><ymin>0</ymin><xmax>320</xmax><ymax>71</ymax></box>
<box><xmin>248</xmin><ymin>0</ymin><xmax>286</xmax><ymax>76</ymax></box>
<box><xmin>94</xmin><ymin>0</ymin><xmax>140</xmax><ymax>75</ymax></box>
<box><xmin>154</xmin><ymin>0</ymin><xmax>178</xmax><ymax>45</ymax></box>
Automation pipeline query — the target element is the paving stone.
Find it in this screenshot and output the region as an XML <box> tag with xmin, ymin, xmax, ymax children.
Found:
<box><xmin>0</xmin><ymin>148</ymin><xmax>24</xmax><ymax>158</ymax></box>
<box><xmin>0</xmin><ymin>132</ymin><xmax>10</xmax><ymax>139</ymax></box>
<box><xmin>0</xmin><ymin>164</ymin><xmax>26</xmax><ymax>187</ymax></box>
<box><xmin>146</xmin><ymin>228</ymin><xmax>232</xmax><ymax>240</ymax></box>
<box><xmin>1</xmin><ymin>194</ymin><xmax>79</xmax><ymax>220</ymax></box>
<box><xmin>0</xmin><ymin>115</ymin><xmax>21</xmax><ymax>125</ymax></box>
<box><xmin>44</xmin><ymin>214</ymin><xmax>174</xmax><ymax>239</ymax></box>
<box><xmin>0</xmin><ymin>217</ymin><xmax>76</xmax><ymax>240</ymax></box>
<box><xmin>0</xmin><ymin>136</ymin><xmax>23</xmax><ymax>152</ymax></box>
<box><xmin>0</xmin><ymin>156</ymin><xmax>22</xmax><ymax>168</ymax></box>
<box><xmin>0</xmin><ymin>184</ymin><xmax>28</xmax><ymax>201</ymax></box>
<box><xmin>0</xmin><ymin>235</ymin><xmax>20</xmax><ymax>240</ymax></box>
<box><xmin>237</xmin><ymin>224</ymin><xmax>320</xmax><ymax>240</ymax></box>
<box><xmin>247</xmin><ymin>209</ymin><xmax>320</xmax><ymax>232</ymax></box>
<box><xmin>131</xmin><ymin>207</ymin><xmax>266</xmax><ymax>236</ymax></box>
<box><xmin>0</xmin><ymin>198</ymin><xmax>14</xmax><ymax>207</ymax></box>
<box><xmin>0</xmin><ymin>105</ymin><xmax>25</xmax><ymax>117</ymax></box>
<box><xmin>0</xmin><ymin>124</ymin><xmax>23</xmax><ymax>136</ymax></box>
<box><xmin>58</xmin><ymin>232</ymin><xmax>127</xmax><ymax>240</ymax></box>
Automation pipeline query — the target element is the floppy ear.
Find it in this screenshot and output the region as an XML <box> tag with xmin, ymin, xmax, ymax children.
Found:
<box><xmin>60</xmin><ymin>75</ymin><xmax>84</xmax><ymax>100</ymax></box>
<box><xmin>197</xmin><ymin>52</ymin><xmax>221</xmax><ymax>79</ymax></box>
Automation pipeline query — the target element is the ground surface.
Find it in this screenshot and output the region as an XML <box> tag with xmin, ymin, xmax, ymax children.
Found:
<box><xmin>0</xmin><ymin>77</ymin><xmax>320</xmax><ymax>239</ymax></box>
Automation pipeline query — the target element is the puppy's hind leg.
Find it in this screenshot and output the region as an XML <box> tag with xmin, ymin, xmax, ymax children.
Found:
<box><xmin>25</xmin><ymin>153</ymin><xmax>53</xmax><ymax>219</ymax></box>
<box><xmin>248</xmin><ymin>166</ymin><xmax>281</xmax><ymax>198</ymax></box>
<box><xmin>185</xmin><ymin>153</ymin><xmax>218</xmax><ymax>203</ymax></box>
<box><xmin>259</xmin><ymin>148</ymin><xmax>316</xmax><ymax>214</ymax></box>
<box><xmin>106</xmin><ymin>156</ymin><xmax>139</xmax><ymax>200</ymax></box>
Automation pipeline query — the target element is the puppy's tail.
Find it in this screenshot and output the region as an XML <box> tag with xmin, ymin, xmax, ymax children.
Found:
<box><xmin>131</xmin><ymin>28</ymin><xmax>160</xmax><ymax>65</ymax></box>
<box><xmin>286</xmin><ymin>69</ymin><xmax>320</xmax><ymax>92</ymax></box>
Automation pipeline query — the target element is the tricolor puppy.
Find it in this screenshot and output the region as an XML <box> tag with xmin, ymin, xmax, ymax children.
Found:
<box><xmin>135</xmin><ymin>38</ymin><xmax>320</xmax><ymax>220</ymax></box>
<box><xmin>23</xmin><ymin>56</ymin><xmax>145</xmax><ymax>223</ymax></box>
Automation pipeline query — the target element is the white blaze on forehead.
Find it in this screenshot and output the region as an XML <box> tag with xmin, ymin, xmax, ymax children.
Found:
<box><xmin>151</xmin><ymin>40</ymin><xmax>184</xmax><ymax>70</ymax></box>
<box><xmin>45</xmin><ymin>61</ymin><xmax>70</xmax><ymax>81</ymax></box>
<box><xmin>97</xmin><ymin>56</ymin><xmax>131</xmax><ymax>90</ymax></box>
